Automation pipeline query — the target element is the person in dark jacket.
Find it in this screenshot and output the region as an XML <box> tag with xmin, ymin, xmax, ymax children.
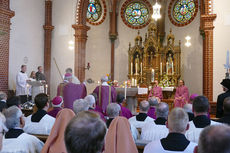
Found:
<box><xmin>217</xmin><ymin>97</ymin><xmax>230</xmax><ymax>124</ymax></box>
<box><xmin>216</xmin><ymin>79</ymin><xmax>230</xmax><ymax>118</ymax></box>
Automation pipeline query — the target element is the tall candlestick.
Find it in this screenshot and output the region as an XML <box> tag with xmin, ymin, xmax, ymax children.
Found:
<box><xmin>151</xmin><ymin>69</ymin><xmax>155</xmax><ymax>82</ymax></box>
<box><xmin>45</xmin><ymin>84</ymin><xmax>48</xmax><ymax>94</ymax></box>
<box><xmin>124</xmin><ymin>81</ymin><xmax>127</xmax><ymax>99</ymax></box>
<box><xmin>166</xmin><ymin>62</ymin><xmax>168</xmax><ymax>75</ymax></box>
<box><xmin>141</xmin><ymin>62</ymin><xmax>143</xmax><ymax>75</ymax></box>
<box><xmin>131</xmin><ymin>63</ymin><xmax>133</xmax><ymax>75</ymax></box>
<box><xmin>160</xmin><ymin>62</ymin><xmax>162</xmax><ymax>75</ymax></box>
<box><xmin>131</xmin><ymin>78</ymin><xmax>134</xmax><ymax>86</ymax></box>
<box><xmin>172</xmin><ymin>62</ymin><xmax>174</xmax><ymax>74</ymax></box>
<box><xmin>135</xmin><ymin>63</ymin><xmax>138</xmax><ymax>74</ymax></box>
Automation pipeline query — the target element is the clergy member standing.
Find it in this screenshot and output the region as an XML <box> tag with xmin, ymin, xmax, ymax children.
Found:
<box><xmin>148</xmin><ymin>80</ymin><xmax>163</xmax><ymax>100</ymax></box>
<box><xmin>174</xmin><ymin>80</ymin><xmax>189</xmax><ymax>108</ymax></box>
<box><xmin>16</xmin><ymin>65</ymin><xmax>29</xmax><ymax>103</ymax></box>
<box><xmin>65</xmin><ymin>68</ymin><xmax>80</xmax><ymax>84</ymax></box>
<box><xmin>36</xmin><ymin>66</ymin><xmax>46</xmax><ymax>81</ymax></box>
<box><xmin>93</xmin><ymin>76</ymin><xmax>117</xmax><ymax>114</ymax></box>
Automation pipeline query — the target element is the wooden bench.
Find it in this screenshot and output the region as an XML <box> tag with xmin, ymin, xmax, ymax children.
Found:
<box><xmin>32</xmin><ymin>134</ymin><xmax>49</xmax><ymax>143</ymax></box>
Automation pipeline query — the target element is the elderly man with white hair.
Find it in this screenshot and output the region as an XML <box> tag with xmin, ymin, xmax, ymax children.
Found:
<box><xmin>84</xmin><ymin>95</ymin><xmax>105</xmax><ymax>121</ymax></box>
<box><xmin>0</xmin><ymin>91</ymin><xmax>7</xmax><ymax>112</ymax></box>
<box><xmin>106</xmin><ymin>103</ymin><xmax>121</xmax><ymax>128</ymax></box>
<box><xmin>144</xmin><ymin>108</ymin><xmax>196</xmax><ymax>153</ymax></box>
<box><xmin>183</xmin><ymin>103</ymin><xmax>194</xmax><ymax>121</ymax></box>
<box><xmin>93</xmin><ymin>76</ymin><xmax>117</xmax><ymax>114</ymax></box>
<box><xmin>1</xmin><ymin>106</ymin><xmax>44</xmax><ymax>153</ymax></box>
<box><xmin>73</xmin><ymin>99</ymin><xmax>89</xmax><ymax>115</ymax></box>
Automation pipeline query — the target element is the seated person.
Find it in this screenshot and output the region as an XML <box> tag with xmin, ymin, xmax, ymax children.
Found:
<box><xmin>106</xmin><ymin>103</ymin><xmax>121</xmax><ymax>128</ymax></box>
<box><xmin>147</xmin><ymin>97</ymin><xmax>159</xmax><ymax>119</ymax></box>
<box><xmin>73</xmin><ymin>99</ymin><xmax>89</xmax><ymax>115</ymax></box>
<box><xmin>186</xmin><ymin>96</ymin><xmax>220</xmax><ymax>143</ymax></box>
<box><xmin>64</xmin><ymin>111</ymin><xmax>106</xmax><ymax>153</ymax></box>
<box><xmin>144</xmin><ymin>108</ymin><xmax>197</xmax><ymax>153</ymax></box>
<box><xmin>48</xmin><ymin>96</ymin><xmax>63</xmax><ymax>118</ymax></box>
<box><xmin>155</xmin><ymin>102</ymin><xmax>169</xmax><ymax>125</ymax></box>
<box><xmin>2</xmin><ymin>106</ymin><xmax>44</xmax><ymax>153</ymax></box>
<box><xmin>0</xmin><ymin>91</ymin><xmax>7</xmax><ymax>112</ymax></box>
<box><xmin>183</xmin><ymin>104</ymin><xmax>194</xmax><ymax>121</ymax></box>
<box><xmin>84</xmin><ymin>95</ymin><xmax>105</xmax><ymax>121</ymax></box>
<box><xmin>116</xmin><ymin>93</ymin><xmax>132</xmax><ymax>119</ymax></box>
<box><xmin>105</xmin><ymin>116</ymin><xmax>138</xmax><ymax>153</ymax></box>
<box><xmin>0</xmin><ymin>113</ymin><xmax>7</xmax><ymax>151</ymax></box>
<box><xmin>194</xmin><ymin>125</ymin><xmax>230</xmax><ymax>153</ymax></box>
<box><xmin>23</xmin><ymin>93</ymin><xmax>55</xmax><ymax>135</ymax></box>
<box><xmin>216</xmin><ymin>97</ymin><xmax>230</xmax><ymax>125</ymax></box>
<box><xmin>129</xmin><ymin>101</ymin><xmax>153</xmax><ymax>128</ymax></box>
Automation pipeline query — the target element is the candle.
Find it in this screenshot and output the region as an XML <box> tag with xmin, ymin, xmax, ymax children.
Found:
<box><xmin>124</xmin><ymin>81</ymin><xmax>127</xmax><ymax>99</ymax></box>
<box><xmin>166</xmin><ymin>62</ymin><xmax>168</xmax><ymax>75</ymax></box>
<box><xmin>141</xmin><ymin>62</ymin><xmax>143</xmax><ymax>75</ymax></box>
<box><xmin>172</xmin><ymin>62</ymin><xmax>174</xmax><ymax>74</ymax></box>
<box><xmin>131</xmin><ymin>78</ymin><xmax>134</xmax><ymax>86</ymax></box>
<box><xmin>135</xmin><ymin>63</ymin><xmax>138</xmax><ymax>74</ymax></box>
<box><xmin>131</xmin><ymin>63</ymin><xmax>133</xmax><ymax>75</ymax></box>
<box><xmin>151</xmin><ymin>69</ymin><xmax>155</xmax><ymax>82</ymax></box>
<box><xmin>160</xmin><ymin>62</ymin><xmax>162</xmax><ymax>75</ymax></box>
<box><xmin>45</xmin><ymin>84</ymin><xmax>48</xmax><ymax>94</ymax></box>
<box><xmin>134</xmin><ymin>79</ymin><xmax>137</xmax><ymax>86</ymax></box>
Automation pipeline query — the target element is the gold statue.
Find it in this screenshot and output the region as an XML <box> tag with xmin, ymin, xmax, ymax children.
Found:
<box><xmin>135</xmin><ymin>54</ymin><xmax>140</xmax><ymax>74</ymax></box>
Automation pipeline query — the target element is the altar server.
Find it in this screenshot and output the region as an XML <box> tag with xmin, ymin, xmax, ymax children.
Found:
<box><xmin>174</xmin><ymin>80</ymin><xmax>189</xmax><ymax>108</ymax></box>
<box><xmin>24</xmin><ymin>93</ymin><xmax>55</xmax><ymax>135</ymax></box>
<box><xmin>16</xmin><ymin>65</ymin><xmax>29</xmax><ymax>103</ymax></box>
<box><xmin>2</xmin><ymin>106</ymin><xmax>44</xmax><ymax>153</ymax></box>
<box><xmin>93</xmin><ymin>76</ymin><xmax>117</xmax><ymax>113</ymax></box>
<box><xmin>144</xmin><ymin>108</ymin><xmax>196</xmax><ymax>153</ymax></box>
<box><xmin>148</xmin><ymin>80</ymin><xmax>163</xmax><ymax>100</ymax></box>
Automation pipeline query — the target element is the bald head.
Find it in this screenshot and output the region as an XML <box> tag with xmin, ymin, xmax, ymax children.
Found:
<box><xmin>167</xmin><ymin>108</ymin><xmax>189</xmax><ymax>133</ymax></box>
<box><xmin>197</xmin><ymin>125</ymin><xmax>230</xmax><ymax>153</ymax></box>
<box><xmin>156</xmin><ymin>102</ymin><xmax>169</xmax><ymax>119</ymax></box>
<box><xmin>139</xmin><ymin>100</ymin><xmax>150</xmax><ymax>113</ymax></box>
<box><xmin>223</xmin><ymin>97</ymin><xmax>230</xmax><ymax>114</ymax></box>
<box><xmin>148</xmin><ymin>97</ymin><xmax>159</xmax><ymax>107</ymax></box>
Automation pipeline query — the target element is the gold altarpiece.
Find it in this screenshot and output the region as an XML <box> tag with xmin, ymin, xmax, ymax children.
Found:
<box><xmin>128</xmin><ymin>22</ymin><xmax>181</xmax><ymax>87</ymax></box>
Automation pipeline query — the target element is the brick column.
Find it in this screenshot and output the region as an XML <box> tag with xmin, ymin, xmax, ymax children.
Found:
<box><xmin>0</xmin><ymin>0</ymin><xmax>14</xmax><ymax>93</ymax></box>
<box><xmin>201</xmin><ymin>14</ymin><xmax>216</xmax><ymax>101</ymax></box>
<box><xmin>43</xmin><ymin>0</ymin><xmax>54</xmax><ymax>94</ymax></box>
<box><xmin>72</xmin><ymin>24</ymin><xmax>90</xmax><ymax>82</ymax></box>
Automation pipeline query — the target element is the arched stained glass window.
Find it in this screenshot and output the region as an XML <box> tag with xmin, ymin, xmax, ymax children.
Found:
<box><xmin>87</xmin><ymin>0</ymin><xmax>102</xmax><ymax>23</ymax></box>
<box><xmin>173</xmin><ymin>0</ymin><xmax>196</xmax><ymax>23</ymax></box>
<box><xmin>125</xmin><ymin>2</ymin><xmax>149</xmax><ymax>26</ymax></box>
<box><xmin>121</xmin><ymin>0</ymin><xmax>152</xmax><ymax>29</ymax></box>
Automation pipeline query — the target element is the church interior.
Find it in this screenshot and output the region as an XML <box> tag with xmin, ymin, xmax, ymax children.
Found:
<box><xmin>1</xmin><ymin>0</ymin><xmax>230</xmax><ymax>152</ymax></box>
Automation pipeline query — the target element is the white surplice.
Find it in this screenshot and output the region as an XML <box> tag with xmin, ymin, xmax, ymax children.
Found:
<box><xmin>23</xmin><ymin>114</ymin><xmax>55</xmax><ymax>135</ymax></box>
<box><xmin>129</xmin><ymin>116</ymin><xmax>153</xmax><ymax>129</ymax></box>
<box><xmin>16</xmin><ymin>72</ymin><xmax>29</xmax><ymax>96</ymax></box>
<box><xmin>1</xmin><ymin>133</ymin><xmax>44</xmax><ymax>153</ymax></box>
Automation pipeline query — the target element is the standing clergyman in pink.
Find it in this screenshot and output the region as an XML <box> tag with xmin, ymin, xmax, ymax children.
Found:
<box><xmin>93</xmin><ymin>76</ymin><xmax>117</xmax><ymax>114</ymax></box>
<box><xmin>174</xmin><ymin>80</ymin><xmax>189</xmax><ymax>108</ymax></box>
<box><xmin>148</xmin><ymin>80</ymin><xmax>163</xmax><ymax>100</ymax></box>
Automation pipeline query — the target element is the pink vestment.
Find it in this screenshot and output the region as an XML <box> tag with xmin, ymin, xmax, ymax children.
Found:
<box><xmin>93</xmin><ymin>85</ymin><xmax>117</xmax><ymax>113</ymax></box>
<box><xmin>174</xmin><ymin>85</ymin><xmax>189</xmax><ymax>108</ymax></box>
<box><xmin>148</xmin><ymin>86</ymin><xmax>163</xmax><ymax>100</ymax></box>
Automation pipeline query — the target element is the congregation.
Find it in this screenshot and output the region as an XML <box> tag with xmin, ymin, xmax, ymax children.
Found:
<box><xmin>0</xmin><ymin>66</ymin><xmax>230</xmax><ymax>153</ymax></box>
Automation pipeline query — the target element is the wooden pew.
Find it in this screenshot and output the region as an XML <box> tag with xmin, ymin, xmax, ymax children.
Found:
<box><xmin>32</xmin><ymin>134</ymin><xmax>49</xmax><ymax>143</ymax></box>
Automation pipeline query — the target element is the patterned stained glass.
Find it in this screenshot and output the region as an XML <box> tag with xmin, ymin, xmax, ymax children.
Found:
<box><xmin>87</xmin><ymin>0</ymin><xmax>102</xmax><ymax>22</ymax></box>
<box><xmin>173</xmin><ymin>0</ymin><xmax>196</xmax><ymax>23</ymax></box>
<box><xmin>124</xmin><ymin>2</ymin><xmax>149</xmax><ymax>26</ymax></box>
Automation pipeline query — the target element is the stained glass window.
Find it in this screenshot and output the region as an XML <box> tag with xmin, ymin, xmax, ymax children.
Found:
<box><xmin>87</xmin><ymin>0</ymin><xmax>102</xmax><ymax>22</ymax></box>
<box><xmin>124</xmin><ymin>2</ymin><xmax>149</xmax><ymax>26</ymax></box>
<box><xmin>173</xmin><ymin>0</ymin><xmax>196</xmax><ymax>24</ymax></box>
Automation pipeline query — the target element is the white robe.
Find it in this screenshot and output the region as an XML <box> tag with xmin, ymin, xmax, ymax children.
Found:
<box><xmin>185</xmin><ymin>120</ymin><xmax>221</xmax><ymax>143</ymax></box>
<box><xmin>144</xmin><ymin>140</ymin><xmax>197</xmax><ymax>153</ymax></box>
<box><xmin>16</xmin><ymin>72</ymin><xmax>29</xmax><ymax>96</ymax></box>
<box><xmin>129</xmin><ymin>116</ymin><xmax>153</xmax><ymax>129</ymax></box>
<box><xmin>141</xmin><ymin>122</ymin><xmax>169</xmax><ymax>141</ymax></box>
<box><xmin>1</xmin><ymin>133</ymin><xmax>44</xmax><ymax>153</ymax></box>
<box><xmin>72</xmin><ymin>75</ymin><xmax>80</xmax><ymax>84</ymax></box>
<box><xmin>23</xmin><ymin>114</ymin><xmax>55</xmax><ymax>135</ymax></box>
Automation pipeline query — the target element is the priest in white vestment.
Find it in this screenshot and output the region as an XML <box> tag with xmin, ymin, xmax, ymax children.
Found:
<box><xmin>144</xmin><ymin>108</ymin><xmax>197</xmax><ymax>153</ymax></box>
<box><xmin>23</xmin><ymin>94</ymin><xmax>55</xmax><ymax>135</ymax></box>
<box><xmin>129</xmin><ymin>101</ymin><xmax>153</xmax><ymax>129</ymax></box>
<box><xmin>1</xmin><ymin>106</ymin><xmax>43</xmax><ymax>153</ymax></box>
<box><xmin>16</xmin><ymin>65</ymin><xmax>29</xmax><ymax>103</ymax></box>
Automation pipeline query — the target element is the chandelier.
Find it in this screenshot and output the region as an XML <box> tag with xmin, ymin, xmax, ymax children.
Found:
<box><xmin>152</xmin><ymin>0</ymin><xmax>161</xmax><ymax>21</ymax></box>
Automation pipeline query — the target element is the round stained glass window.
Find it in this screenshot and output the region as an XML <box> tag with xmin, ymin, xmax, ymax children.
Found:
<box><xmin>172</xmin><ymin>0</ymin><xmax>197</xmax><ymax>24</ymax></box>
<box><xmin>87</xmin><ymin>0</ymin><xmax>102</xmax><ymax>22</ymax></box>
<box><xmin>124</xmin><ymin>2</ymin><xmax>149</xmax><ymax>26</ymax></box>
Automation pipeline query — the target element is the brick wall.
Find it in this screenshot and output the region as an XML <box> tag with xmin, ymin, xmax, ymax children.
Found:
<box><xmin>0</xmin><ymin>0</ymin><xmax>14</xmax><ymax>93</ymax></box>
